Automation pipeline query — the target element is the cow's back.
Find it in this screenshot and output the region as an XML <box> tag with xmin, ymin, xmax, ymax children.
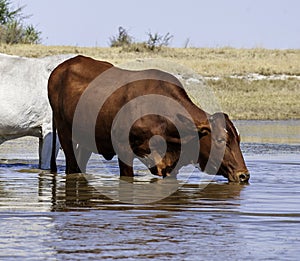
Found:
<box><xmin>49</xmin><ymin>55</ymin><xmax>209</xmax><ymax>156</ymax></box>
<box><xmin>0</xmin><ymin>54</ymin><xmax>50</xmax><ymax>137</ymax></box>
<box><xmin>48</xmin><ymin>55</ymin><xmax>113</xmax><ymax>121</ymax></box>
<box><xmin>0</xmin><ymin>53</ymin><xmax>75</xmax><ymax>138</ymax></box>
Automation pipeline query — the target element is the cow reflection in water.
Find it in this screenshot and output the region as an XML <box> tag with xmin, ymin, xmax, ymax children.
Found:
<box><xmin>38</xmin><ymin>173</ymin><xmax>245</xmax><ymax>211</ymax></box>
<box><xmin>48</xmin><ymin>55</ymin><xmax>249</xmax><ymax>184</ymax></box>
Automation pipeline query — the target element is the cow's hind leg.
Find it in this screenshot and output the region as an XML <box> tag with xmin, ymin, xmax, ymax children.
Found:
<box><xmin>57</xmin><ymin>133</ymin><xmax>81</xmax><ymax>174</ymax></box>
<box><xmin>65</xmin><ymin>146</ymin><xmax>81</xmax><ymax>174</ymax></box>
<box><xmin>118</xmin><ymin>157</ymin><xmax>134</xmax><ymax>177</ymax></box>
<box><xmin>61</xmin><ymin>141</ymin><xmax>92</xmax><ymax>174</ymax></box>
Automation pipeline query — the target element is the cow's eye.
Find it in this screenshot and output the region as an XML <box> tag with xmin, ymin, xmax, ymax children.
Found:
<box><xmin>216</xmin><ymin>137</ymin><xmax>226</xmax><ymax>144</ymax></box>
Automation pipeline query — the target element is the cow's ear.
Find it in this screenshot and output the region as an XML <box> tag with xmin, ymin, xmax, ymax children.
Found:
<box><xmin>175</xmin><ymin>113</ymin><xmax>197</xmax><ymax>132</ymax></box>
<box><xmin>173</xmin><ymin>114</ymin><xmax>200</xmax><ymax>144</ymax></box>
<box><xmin>176</xmin><ymin>113</ymin><xmax>211</xmax><ymax>139</ymax></box>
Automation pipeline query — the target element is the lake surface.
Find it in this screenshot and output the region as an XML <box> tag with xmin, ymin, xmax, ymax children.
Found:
<box><xmin>0</xmin><ymin>120</ymin><xmax>299</xmax><ymax>260</ymax></box>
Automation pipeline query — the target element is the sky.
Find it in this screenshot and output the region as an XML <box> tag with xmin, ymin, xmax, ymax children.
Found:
<box><xmin>11</xmin><ymin>0</ymin><xmax>300</xmax><ymax>49</ymax></box>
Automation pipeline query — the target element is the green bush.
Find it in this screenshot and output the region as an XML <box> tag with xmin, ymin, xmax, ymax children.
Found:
<box><xmin>0</xmin><ymin>0</ymin><xmax>21</xmax><ymax>25</ymax></box>
<box><xmin>0</xmin><ymin>0</ymin><xmax>41</xmax><ymax>44</ymax></box>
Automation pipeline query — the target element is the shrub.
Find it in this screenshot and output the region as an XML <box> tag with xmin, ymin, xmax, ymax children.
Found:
<box><xmin>0</xmin><ymin>0</ymin><xmax>21</xmax><ymax>25</ymax></box>
<box><xmin>22</xmin><ymin>24</ymin><xmax>41</xmax><ymax>44</ymax></box>
<box><xmin>109</xmin><ymin>26</ymin><xmax>133</xmax><ymax>47</ymax></box>
<box><xmin>146</xmin><ymin>31</ymin><xmax>173</xmax><ymax>51</ymax></box>
<box><xmin>109</xmin><ymin>26</ymin><xmax>173</xmax><ymax>52</ymax></box>
<box><xmin>0</xmin><ymin>0</ymin><xmax>41</xmax><ymax>44</ymax></box>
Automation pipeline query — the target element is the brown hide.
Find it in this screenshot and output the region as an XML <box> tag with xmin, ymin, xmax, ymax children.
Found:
<box><xmin>48</xmin><ymin>55</ymin><xmax>249</xmax><ymax>183</ymax></box>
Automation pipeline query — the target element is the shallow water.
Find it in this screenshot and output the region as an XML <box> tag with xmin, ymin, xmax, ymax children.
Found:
<box><xmin>0</xmin><ymin>121</ymin><xmax>299</xmax><ymax>260</ymax></box>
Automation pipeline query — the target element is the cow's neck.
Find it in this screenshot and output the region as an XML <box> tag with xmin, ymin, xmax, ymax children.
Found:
<box><xmin>181</xmin><ymin>98</ymin><xmax>210</xmax><ymax>126</ymax></box>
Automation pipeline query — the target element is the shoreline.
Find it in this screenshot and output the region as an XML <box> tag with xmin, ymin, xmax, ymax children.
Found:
<box><xmin>1</xmin><ymin>119</ymin><xmax>299</xmax><ymax>161</ymax></box>
<box><xmin>204</xmin><ymin>73</ymin><xmax>300</xmax><ymax>81</ymax></box>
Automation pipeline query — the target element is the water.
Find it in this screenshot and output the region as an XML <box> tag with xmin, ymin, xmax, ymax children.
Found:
<box><xmin>0</xmin><ymin>121</ymin><xmax>299</xmax><ymax>260</ymax></box>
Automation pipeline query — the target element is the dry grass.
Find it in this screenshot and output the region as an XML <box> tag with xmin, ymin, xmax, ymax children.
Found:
<box><xmin>207</xmin><ymin>78</ymin><xmax>300</xmax><ymax>120</ymax></box>
<box><xmin>1</xmin><ymin>44</ymin><xmax>300</xmax><ymax>76</ymax></box>
<box><xmin>1</xmin><ymin>44</ymin><xmax>299</xmax><ymax>120</ymax></box>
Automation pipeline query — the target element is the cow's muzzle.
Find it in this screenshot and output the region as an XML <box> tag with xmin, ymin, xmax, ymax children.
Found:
<box><xmin>238</xmin><ymin>173</ymin><xmax>250</xmax><ymax>183</ymax></box>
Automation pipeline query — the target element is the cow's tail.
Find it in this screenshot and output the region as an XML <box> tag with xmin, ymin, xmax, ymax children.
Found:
<box><xmin>50</xmin><ymin>112</ymin><xmax>57</xmax><ymax>173</ymax></box>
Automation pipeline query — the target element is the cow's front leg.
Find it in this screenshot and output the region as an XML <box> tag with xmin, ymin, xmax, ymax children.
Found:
<box><xmin>118</xmin><ymin>157</ymin><xmax>134</xmax><ymax>177</ymax></box>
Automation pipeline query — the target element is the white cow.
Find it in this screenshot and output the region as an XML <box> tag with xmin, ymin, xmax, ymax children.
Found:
<box><xmin>0</xmin><ymin>53</ymin><xmax>75</xmax><ymax>169</ymax></box>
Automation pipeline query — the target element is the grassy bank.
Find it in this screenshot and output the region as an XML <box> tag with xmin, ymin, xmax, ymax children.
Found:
<box><xmin>208</xmin><ymin>78</ymin><xmax>299</xmax><ymax>120</ymax></box>
<box><xmin>1</xmin><ymin>44</ymin><xmax>300</xmax><ymax>76</ymax></box>
<box><xmin>1</xmin><ymin>44</ymin><xmax>299</xmax><ymax>120</ymax></box>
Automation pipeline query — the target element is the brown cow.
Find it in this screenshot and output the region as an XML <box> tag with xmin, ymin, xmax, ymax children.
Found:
<box><xmin>48</xmin><ymin>55</ymin><xmax>249</xmax><ymax>183</ymax></box>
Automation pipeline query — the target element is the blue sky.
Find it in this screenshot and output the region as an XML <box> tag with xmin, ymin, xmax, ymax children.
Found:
<box><xmin>12</xmin><ymin>0</ymin><xmax>300</xmax><ymax>49</ymax></box>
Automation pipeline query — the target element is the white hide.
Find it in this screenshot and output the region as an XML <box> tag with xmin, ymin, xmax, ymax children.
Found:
<box><xmin>0</xmin><ymin>53</ymin><xmax>75</xmax><ymax>169</ymax></box>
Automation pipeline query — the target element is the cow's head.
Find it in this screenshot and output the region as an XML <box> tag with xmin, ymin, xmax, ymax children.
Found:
<box><xmin>197</xmin><ymin>112</ymin><xmax>250</xmax><ymax>183</ymax></box>
<box><xmin>129</xmin><ymin>112</ymin><xmax>249</xmax><ymax>183</ymax></box>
